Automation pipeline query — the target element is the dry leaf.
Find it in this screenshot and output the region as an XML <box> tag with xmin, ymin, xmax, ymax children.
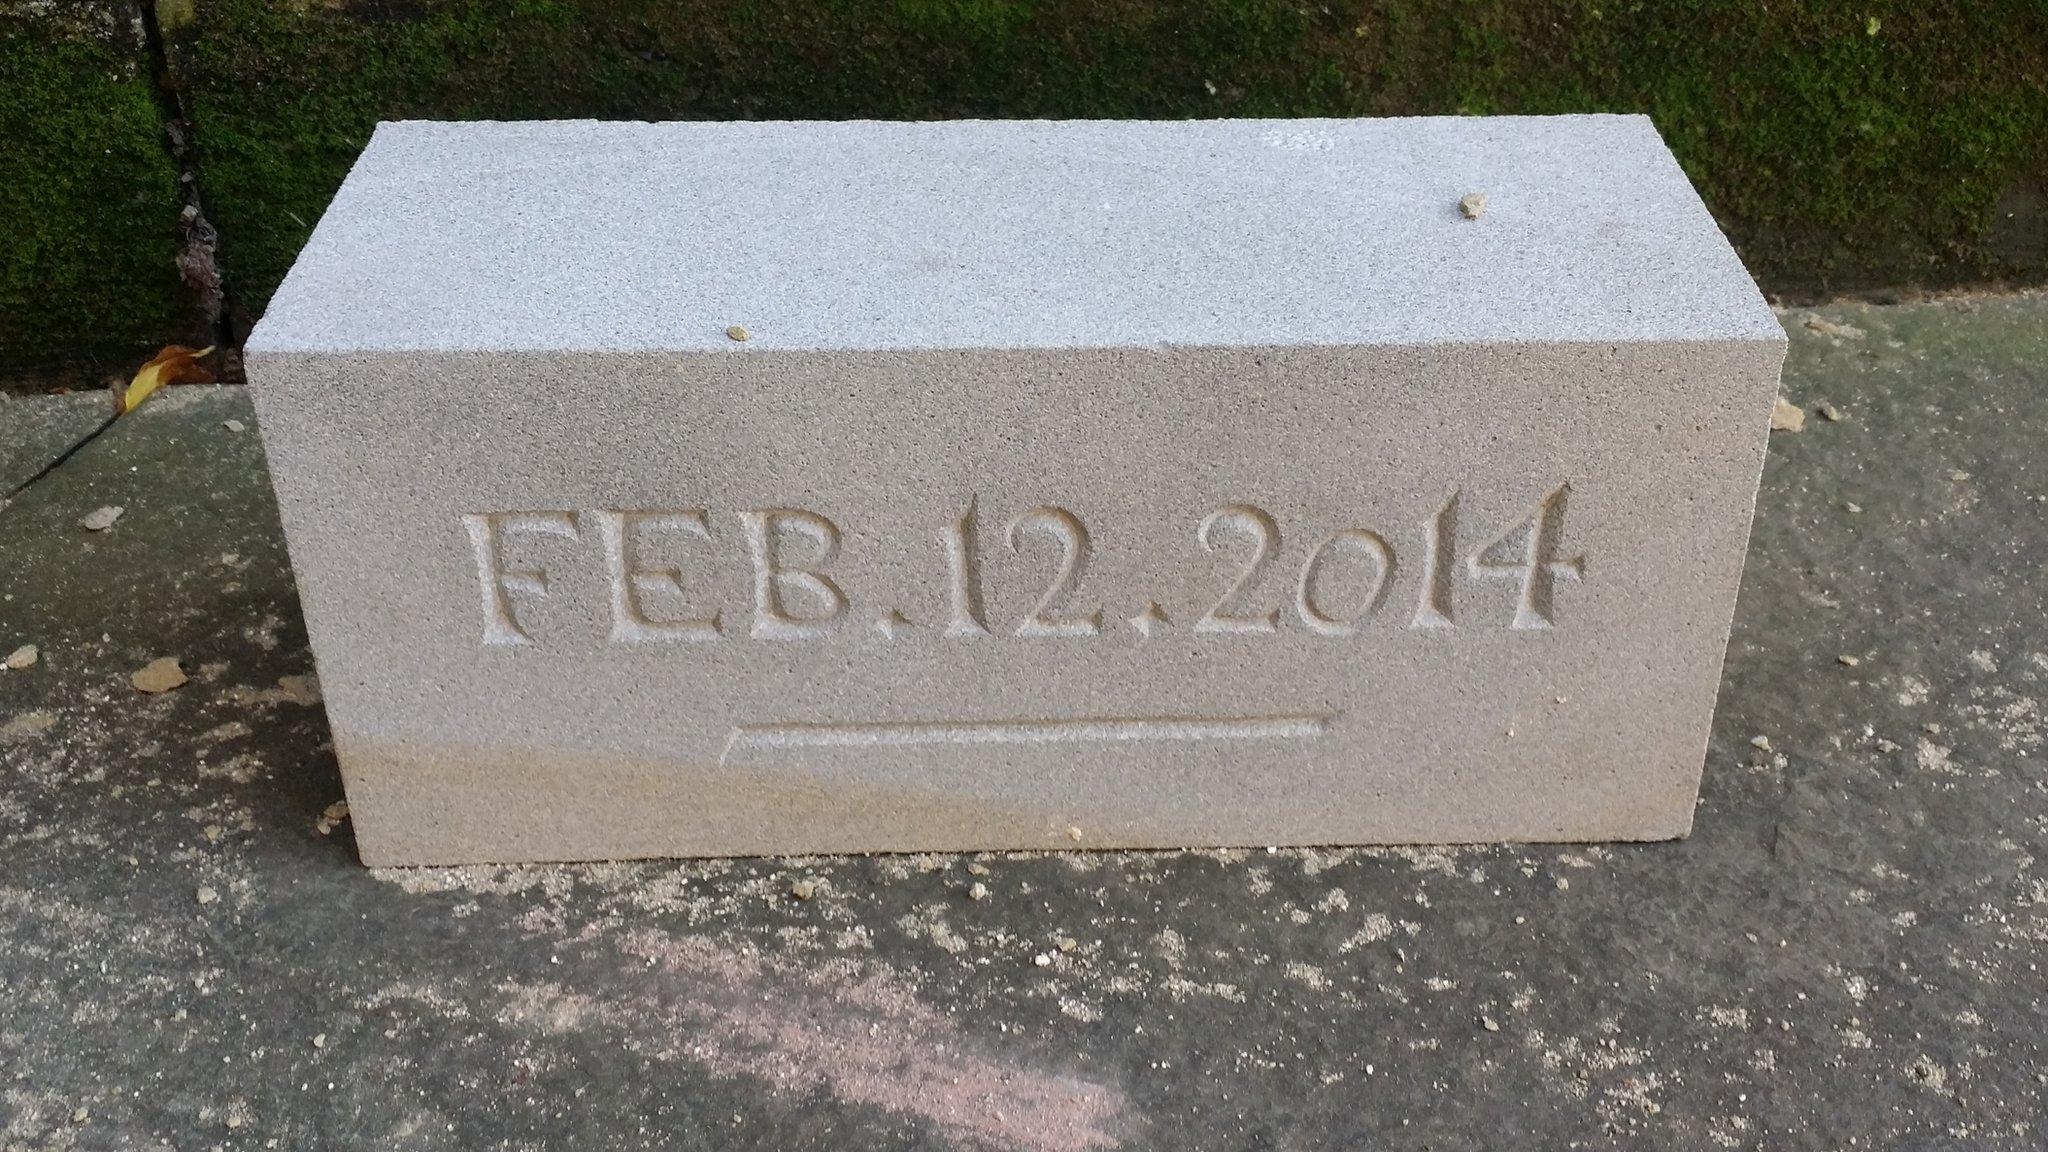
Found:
<box><xmin>1770</xmin><ymin>397</ymin><xmax>1806</xmax><ymax>432</ymax></box>
<box><xmin>132</xmin><ymin>656</ymin><xmax>188</xmax><ymax>694</ymax></box>
<box><xmin>119</xmin><ymin>345</ymin><xmax>215</xmax><ymax>415</ymax></box>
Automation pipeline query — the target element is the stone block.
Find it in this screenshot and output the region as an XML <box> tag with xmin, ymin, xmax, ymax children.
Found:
<box><xmin>245</xmin><ymin>116</ymin><xmax>1784</xmax><ymax>865</ymax></box>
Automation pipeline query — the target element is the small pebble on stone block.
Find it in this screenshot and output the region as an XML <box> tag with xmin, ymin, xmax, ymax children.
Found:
<box><xmin>246</xmin><ymin>116</ymin><xmax>1785</xmax><ymax>865</ymax></box>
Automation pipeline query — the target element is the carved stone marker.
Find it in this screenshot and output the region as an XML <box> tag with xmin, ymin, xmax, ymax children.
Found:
<box><xmin>246</xmin><ymin>116</ymin><xmax>1784</xmax><ymax>865</ymax></box>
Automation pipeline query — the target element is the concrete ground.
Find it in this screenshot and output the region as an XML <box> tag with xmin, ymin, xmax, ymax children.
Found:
<box><xmin>1</xmin><ymin>298</ymin><xmax>2044</xmax><ymax>1151</ymax></box>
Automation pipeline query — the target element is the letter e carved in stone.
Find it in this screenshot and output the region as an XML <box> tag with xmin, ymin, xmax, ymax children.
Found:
<box><xmin>596</xmin><ymin>509</ymin><xmax>722</xmax><ymax>643</ymax></box>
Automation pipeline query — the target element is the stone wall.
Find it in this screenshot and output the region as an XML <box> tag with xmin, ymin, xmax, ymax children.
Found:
<box><xmin>0</xmin><ymin>1</ymin><xmax>203</xmax><ymax>374</ymax></box>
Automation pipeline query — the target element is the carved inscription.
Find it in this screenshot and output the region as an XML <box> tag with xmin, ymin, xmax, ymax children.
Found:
<box><xmin>1410</xmin><ymin>492</ymin><xmax>1457</xmax><ymax>630</ymax></box>
<box><xmin>463</xmin><ymin>510</ymin><xmax>580</xmax><ymax>646</ymax></box>
<box><xmin>1296</xmin><ymin>528</ymin><xmax>1395</xmax><ymax>638</ymax></box>
<box><xmin>1196</xmin><ymin>504</ymin><xmax>1282</xmax><ymax>635</ymax></box>
<box><xmin>459</xmin><ymin>490</ymin><xmax>1588</xmax><ymax>645</ymax></box>
<box><xmin>1467</xmin><ymin>483</ymin><xmax>1584</xmax><ymax>629</ymax></box>
<box><xmin>940</xmin><ymin>497</ymin><xmax>991</xmax><ymax>638</ymax></box>
<box><xmin>1007</xmin><ymin>506</ymin><xmax>1102</xmax><ymax>638</ymax></box>
<box><xmin>597</xmin><ymin>509</ymin><xmax>719</xmax><ymax>643</ymax></box>
<box><xmin>739</xmin><ymin>508</ymin><xmax>848</xmax><ymax>639</ymax></box>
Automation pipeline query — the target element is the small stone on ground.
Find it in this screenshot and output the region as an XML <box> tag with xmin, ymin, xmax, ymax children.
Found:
<box><xmin>1770</xmin><ymin>396</ymin><xmax>1806</xmax><ymax>432</ymax></box>
<box><xmin>277</xmin><ymin>673</ymin><xmax>322</xmax><ymax>706</ymax></box>
<box><xmin>131</xmin><ymin>657</ymin><xmax>187</xmax><ymax>694</ymax></box>
<box><xmin>79</xmin><ymin>505</ymin><xmax>123</xmax><ymax>531</ymax></box>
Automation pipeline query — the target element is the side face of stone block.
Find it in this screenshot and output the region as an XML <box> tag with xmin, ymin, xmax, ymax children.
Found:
<box><xmin>246</xmin><ymin>117</ymin><xmax>1784</xmax><ymax>865</ymax></box>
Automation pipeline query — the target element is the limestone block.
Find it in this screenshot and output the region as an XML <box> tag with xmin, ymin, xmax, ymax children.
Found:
<box><xmin>246</xmin><ymin>116</ymin><xmax>1784</xmax><ymax>865</ymax></box>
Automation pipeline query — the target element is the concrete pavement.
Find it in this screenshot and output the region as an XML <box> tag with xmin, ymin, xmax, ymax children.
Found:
<box><xmin>1</xmin><ymin>298</ymin><xmax>2044</xmax><ymax>1150</ymax></box>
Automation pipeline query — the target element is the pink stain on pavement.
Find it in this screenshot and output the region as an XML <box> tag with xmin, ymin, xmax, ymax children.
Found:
<box><xmin>496</xmin><ymin>927</ymin><xmax>1130</xmax><ymax>1152</ymax></box>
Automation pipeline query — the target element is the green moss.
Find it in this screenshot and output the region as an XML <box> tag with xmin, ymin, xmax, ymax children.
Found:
<box><xmin>0</xmin><ymin>2</ymin><xmax>194</xmax><ymax>372</ymax></box>
<box><xmin>2</xmin><ymin>0</ymin><xmax>2039</xmax><ymax>369</ymax></box>
<box><xmin>140</xmin><ymin>0</ymin><xmax>2048</xmax><ymax>320</ymax></box>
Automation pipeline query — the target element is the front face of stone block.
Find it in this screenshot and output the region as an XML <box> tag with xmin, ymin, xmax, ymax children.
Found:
<box><xmin>249</xmin><ymin>339</ymin><xmax>1780</xmax><ymax>865</ymax></box>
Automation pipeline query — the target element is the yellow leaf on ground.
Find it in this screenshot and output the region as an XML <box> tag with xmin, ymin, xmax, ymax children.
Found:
<box><xmin>119</xmin><ymin>345</ymin><xmax>215</xmax><ymax>415</ymax></box>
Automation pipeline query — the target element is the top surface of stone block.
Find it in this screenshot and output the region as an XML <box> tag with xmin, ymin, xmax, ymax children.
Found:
<box><xmin>248</xmin><ymin>116</ymin><xmax>1780</xmax><ymax>355</ymax></box>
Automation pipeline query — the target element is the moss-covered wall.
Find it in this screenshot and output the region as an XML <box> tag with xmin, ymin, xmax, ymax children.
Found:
<box><xmin>10</xmin><ymin>1</ymin><xmax>2048</xmax><ymax>373</ymax></box>
<box><xmin>1</xmin><ymin>1</ymin><xmax>196</xmax><ymax>372</ymax></box>
<box><xmin>170</xmin><ymin>0</ymin><xmax>2048</xmax><ymax>319</ymax></box>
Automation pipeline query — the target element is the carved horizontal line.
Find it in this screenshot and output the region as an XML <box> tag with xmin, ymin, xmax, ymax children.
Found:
<box><xmin>725</xmin><ymin>713</ymin><xmax>1333</xmax><ymax>757</ymax></box>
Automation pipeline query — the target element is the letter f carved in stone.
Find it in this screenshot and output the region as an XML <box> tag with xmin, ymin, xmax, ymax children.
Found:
<box><xmin>463</xmin><ymin>511</ymin><xmax>581</xmax><ymax>645</ymax></box>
